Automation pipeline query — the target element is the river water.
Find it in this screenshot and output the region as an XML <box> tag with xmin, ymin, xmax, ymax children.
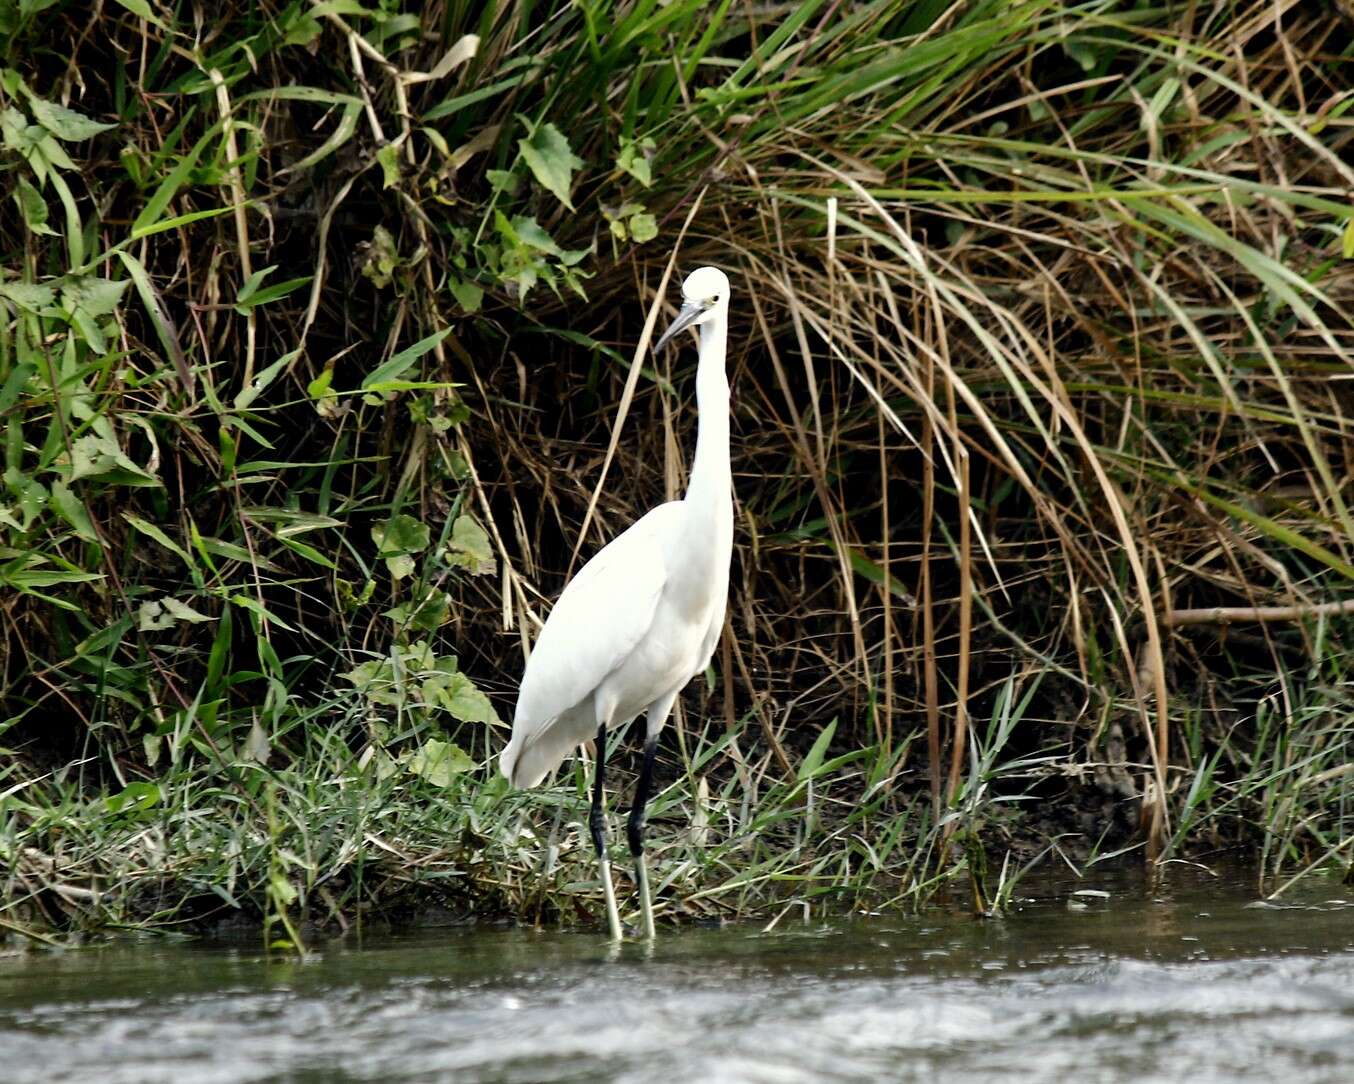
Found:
<box><xmin>2</xmin><ymin>864</ymin><xmax>1352</xmax><ymax>1083</ymax></box>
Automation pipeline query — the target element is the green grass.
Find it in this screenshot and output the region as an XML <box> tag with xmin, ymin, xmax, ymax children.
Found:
<box><xmin>2</xmin><ymin>0</ymin><xmax>1354</xmax><ymax>944</ymax></box>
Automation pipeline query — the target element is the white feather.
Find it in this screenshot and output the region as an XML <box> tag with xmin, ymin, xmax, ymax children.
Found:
<box><xmin>500</xmin><ymin>503</ymin><xmax>680</xmax><ymax>787</ymax></box>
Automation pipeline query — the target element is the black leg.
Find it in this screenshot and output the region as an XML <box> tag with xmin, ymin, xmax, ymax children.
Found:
<box><xmin>589</xmin><ymin>720</ymin><xmax>609</xmax><ymax>860</ymax></box>
<box><xmin>627</xmin><ymin>737</ymin><xmax>659</xmax><ymax>857</ymax></box>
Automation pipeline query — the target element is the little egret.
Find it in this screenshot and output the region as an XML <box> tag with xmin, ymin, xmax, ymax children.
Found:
<box><xmin>500</xmin><ymin>266</ymin><xmax>734</xmax><ymax>941</ymax></box>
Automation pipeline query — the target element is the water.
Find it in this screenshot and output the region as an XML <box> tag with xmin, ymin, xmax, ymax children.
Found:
<box><xmin>3</xmin><ymin>865</ymin><xmax>1353</xmax><ymax>1083</ymax></box>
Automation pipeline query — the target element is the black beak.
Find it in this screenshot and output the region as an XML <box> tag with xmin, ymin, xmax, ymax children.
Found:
<box><xmin>654</xmin><ymin>299</ymin><xmax>707</xmax><ymax>352</ymax></box>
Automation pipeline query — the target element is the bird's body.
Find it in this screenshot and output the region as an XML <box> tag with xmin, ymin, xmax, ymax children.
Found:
<box><xmin>500</xmin><ymin>266</ymin><xmax>734</xmax><ymax>940</ymax></box>
<box><xmin>501</xmin><ymin>498</ymin><xmax>729</xmax><ymax>789</ymax></box>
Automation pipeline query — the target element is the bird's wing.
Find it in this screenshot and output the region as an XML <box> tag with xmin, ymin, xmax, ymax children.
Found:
<box><xmin>501</xmin><ymin>502</ymin><xmax>683</xmax><ymax>786</ymax></box>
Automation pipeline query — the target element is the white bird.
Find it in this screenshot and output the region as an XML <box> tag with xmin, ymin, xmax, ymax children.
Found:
<box><xmin>500</xmin><ymin>266</ymin><xmax>734</xmax><ymax>941</ymax></box>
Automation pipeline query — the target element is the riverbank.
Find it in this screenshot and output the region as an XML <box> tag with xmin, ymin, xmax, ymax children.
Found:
<box><xmin>3</xmin><ymin>2</ymin><xmax>1353</xmax><ymax>946</ymax></box>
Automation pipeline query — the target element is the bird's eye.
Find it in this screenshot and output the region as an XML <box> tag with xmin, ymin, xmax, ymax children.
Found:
<box><xmin>708</xmin><ymin>295</ymin><xmax>719</xmax><ymax>304</ymax></box>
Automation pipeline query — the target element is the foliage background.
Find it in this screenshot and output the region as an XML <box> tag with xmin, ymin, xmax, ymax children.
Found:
<box><xmin>2</xmin><ymin>0</ymin><xmax>1353</xmax><ymax>936</ymax></box>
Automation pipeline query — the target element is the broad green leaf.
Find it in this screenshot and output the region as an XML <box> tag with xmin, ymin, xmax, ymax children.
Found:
<box><xmin>406</xmin><ymin>738</ymin><xmax>474</xmax><ymax>787</ymax></box>
<box><xmin>517</xmin><ymin>120</ymin><xmax>584</xmax><ymax>209</ymax></box>
<box><xmin>373</xmin><ymin>513</ymin><xmax>430</xmax><ymax>579</ymax></box>
<box><xmin>508</xmin><ymin>214</ymin><xmax>562</xmax><ymax>255</ymax></box>
<box><xmin>437</xmin><ymin>671</ymin><xmax>499</xmax><ymax>724</ymax></box>
<box><xmin>372</xmin><ymin>513</ymin><xmax>430</xmax><ymax>556</ymax></box>
<box><xmin>629</xmin><ymin>211</ymin><xmax>658</xmax><ymax>243</ymax></box>
<box><xmin>62</xmin><ymin>275</ymin><xmax>129</xmax><ymax>319</ymax></box>
<box><xmin>0</xmin><ymin>361</ymin><xmax>34</xmax><ymax>412</ymax></box>
<box><xmin>27</xmin><ymin>96</ymin><xmax>116</xmax><ymax>141</ymax></box>
<box><xmin>385</xmin><ymin>588</ymin><xmax>452</xmax><ymax>632</ymax></box>
<box><xmin>344</xmin><ymin>658</ymin><xmax>405</xmax><ymax>707</ymax></box>
<box><xmin>485</xmin><ymin>169</ymin><xmax>518</xmax><ymax>194</ymax></box>
<box><xmin>450</xmin><ymin>279</ymin><xmax>483</xmax><ymax>313</ymax></box>
<box><xmin>71</xmin><ymin>434</ymin><xmax>158</xmax><ymax>485</ymax></box>
<box><xmin>0</xmin><ymin>282</ymin><xmax>57</xmax><ymax>312</ymax></box>
<box><xmin>443</xmin><ymin>515</ymin><xmax>494</xmax><ymax>575</ymax></box>
<box><xmin>1</xmin><ymin>467</ymin><xmax>48</xmax><ymax>531</ymax></box>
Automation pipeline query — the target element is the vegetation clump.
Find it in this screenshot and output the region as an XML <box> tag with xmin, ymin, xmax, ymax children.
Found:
<box><xmin>2</xmin><ymin>1</ymin><xmax>1353</xmax><ymax>944</ymax></box>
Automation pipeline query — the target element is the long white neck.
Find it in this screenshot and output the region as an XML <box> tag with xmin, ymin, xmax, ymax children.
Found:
<box><xmin>685</xmin><ymin>311</ymin><xmax>731</xmax><ymax>509</ymax></box>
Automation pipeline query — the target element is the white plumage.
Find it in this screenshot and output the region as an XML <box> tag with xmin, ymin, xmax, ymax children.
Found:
<box><xmin>500</xmin><ymin>265</ymin><xmax>734</xmax><ymax>940</ymax></box>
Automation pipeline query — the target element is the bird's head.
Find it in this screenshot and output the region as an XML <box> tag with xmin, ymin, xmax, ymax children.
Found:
<box><xmin>654</xmin><ymin>266</ymin><xmax>729</xmax><ymax>351</ymax></box>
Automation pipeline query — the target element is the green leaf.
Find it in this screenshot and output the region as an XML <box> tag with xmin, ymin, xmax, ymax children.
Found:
<box><xmin>235</xmin><ymin>350</ymin><xmax>299</xmax><ymax>410</ymax></box>
<box><xmin>130</xmin><ymin>129</ymin><xmax>213</xmax><ymax>236</ymax></box>
<box><xmin>112</xmin><ymin>0</ymin><xmax>171</xmax><ymax>29</ymax></box>
<box><xmin>0</xmin><ymin>282</ymin><xmax>57</xmax><ymax>312</ymax></box>
<box><xmin>344</xmin><ymin>658</ymin><xmax>405</xmax><ymax>707</ymax></box>
<box><xmin>443</xmin><ymin>515</ymin><xmax>494</xmax><ymax>575</ymax></box>
<box><xmin>361</xmin><ymin>224</ymin><xmax>401</xmax><ymax>289</ymax></box>
<box><xmin>406</xmin><ymin>738</ymin><xmax>474</xmax><ymax>787</ymax></box>
<box><xmin>70</xmin><ymin>434</ymin><xmax>158</xmax><ymax>485</ymax></box>
<box><xmin>517</xmin><ymin>120</ymin><xmax>584</xmax><ymax>209</ymax></box>
<box><xmin>376</xmin><ymin>142</ymin><xmax>401</xmax><ymax>188</ymax></box>
<box><xmin>105</xmin><ymin>781</ymin><xmax>160</xmax><ymax>815</ymax></box>
<box><xmin>617</xmin><ymin>137</ymin><xmax>655</xmax><ymax>187</ymax></box>
<box><xmin>62</xmin><ymin>275</ymin><xmax>130</xmax><ymax>319</ymax></box>
<box><xmin>385</xmin><ymin>588</ymin><xmax>452</xmax><ymax>632</ymax></box>
<box><xmin>361</xmin><ymin>328</ymin><xmax>451</xmax><ymax>389</ymax></box>
<box><xmin>283</xmin><ymin>12</ymin><xmax>323</xmax><ymax>46</ymax></box>
<box><xmin>50</xmin><ymin>480</ymin><xmax>97</xmax><ymax>542</ymax></box>
<box><xmin>123</xmin><ymin>512</ymin><xmax>193</xmax><ymax>566</ymax></box>
<box><xmin>163</xmin><ymin>597</ymin><xmax>211</xmax><ymax>623</ymax></box>
<box><xmin>510</xmin><ymin>214</ymin><xmax>563</xmax><ymax>255</ymax></box>
<box><xmin>229</xmin><ymin>593</ymin><xmax>298</xmax><ymax>632</ymax></box>
<box><xmin>13</xmin><ymin>176</ymin><xmax>55</xmax><ymax>235</ymax></box>
<box><xmin>435</xmin><ymin>671</ymin><xmax>499</xmax><ymax>724</ymax></box>
<box><xmin>238</xmin><ymin>273</ymin><xmax>314</xmax><ymax>315</ymax></box>
<box><xmin>797</xmin><ymin>719</ymin><xmax>838</xmax><ymax>782</ymax></box>
<box><xmin>277</xmin><ymin>101</ymin><xmax>362</xmax><ymax>176</ymax></box>
<box><xmin>372</xmin><ymin>513</ymin><xmax>430</xmax><ymax>556</ymax></box>
<box><xmin>27</xmin><ymin>96</ymin><xmax>116</xmax><ymax>141</ymax></box>
<box><xmin>485</xmin><ymin>169</ymin><xmax>518</xmax><ymax>194</ymax></box>
<box><xmin>0</xmin><ymin>361</ymin><xmax>33</xmax><ymax>412</ymax></box>
<box><xmin>117</xmin><ymin>252</ymin><xmax>187</xmax><ymax>390</ymax></box>
<box><xmin>1343</xmin><ymin>216</ymin><xmax>1354</xmax><ymax>260</ymax></box>
<box><xmin>450</xmin><ymin>279</ymin><xmax>483</xmax><ymax>313</ymax></box>
<box><xmin>372</xmin><ymin>513</ymin><xmax>430</xmax><ymax>580</ymax></box>
<box><xmin>629</xmin><ymin>211</ymin><xmax>658</xmax><ymax>243</ymax></box>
